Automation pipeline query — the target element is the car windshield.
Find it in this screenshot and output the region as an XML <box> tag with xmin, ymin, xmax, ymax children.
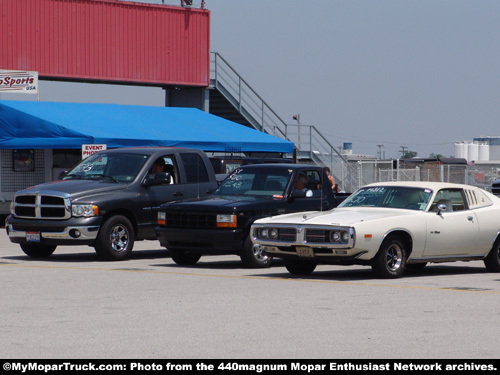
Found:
<box><xmin>339</xmin><ymin>186</ymin><xmax>433</xmax><ymax>211</ymax></box>
<box><xmin>214</xmin><ymin>167</ymin><xmax>292</xmax><ymax>198</ymax></box>
<box><xmin>64</xmin><ymin>152</ymin><xmax>149</xmax><ymax>183</ymax></box>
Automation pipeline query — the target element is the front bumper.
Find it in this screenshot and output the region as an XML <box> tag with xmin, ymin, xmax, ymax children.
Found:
<box><xmin>155</xmin><ymin>226</ymin><xmax>244</xmax><ymax>255</ymax></box>
<box><xmin>6</xmin><ymin>216</ymin><xmax>102</xmax><ymax>246</ymax></box>
<box><xmin>261</xmin><ymin>245</ymin><xmax>369</xmax><ymax>265</ymax></box>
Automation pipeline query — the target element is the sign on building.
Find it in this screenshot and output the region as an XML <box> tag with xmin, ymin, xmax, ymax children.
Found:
<box><xmin>82</xmin><ymin>144</ymin><xmax>107</xmax><ymax>159</ymax></box>
<box><xmin>0</xmin><ymin>70</ymin><xmax>38</xmax><ymax>94</ymax></box>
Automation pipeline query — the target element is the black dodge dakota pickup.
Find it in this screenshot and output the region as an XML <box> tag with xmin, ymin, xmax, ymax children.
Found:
<box><xmin>155</xmin><ymin>164</ymin><xmax>348</xmax><ymax>267</ymax></box>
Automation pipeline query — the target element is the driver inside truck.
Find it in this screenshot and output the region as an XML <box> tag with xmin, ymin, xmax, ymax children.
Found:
<box><xmin>151</xmin><ymin>158</ymin><xmax>165</xmax><ymax>173</ymax></box>
<box><xmin>294</xmin><ymin>173</ymin><xmax>313</xmax><ymax>197</ymax></box>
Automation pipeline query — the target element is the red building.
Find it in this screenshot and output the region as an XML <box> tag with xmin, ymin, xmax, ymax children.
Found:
<box><xmin>0</xmin><ymin>0</ymin><xmax>210</xmax><ymax>87</ymax></box>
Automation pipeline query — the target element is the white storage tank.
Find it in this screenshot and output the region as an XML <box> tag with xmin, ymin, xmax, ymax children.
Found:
<box><xmin>468</xmin><ymin>142</ymin><xmax>479</xmax><ymax>162</ymax></box>
<box><xmin>454</xmin><ymin>142</ymin><xmax>468</xmax><ymax>159</ymax></box>
<box><xmin>478</xmin><ymin>143</ymin><xmax>489</xmax><ymax>161</ymax></box>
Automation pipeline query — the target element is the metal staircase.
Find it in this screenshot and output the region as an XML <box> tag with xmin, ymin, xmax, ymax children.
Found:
<box><xmin>209</xmin><ymin>52</ymin><xmax>359</xmax><ymax>192</ymax></box>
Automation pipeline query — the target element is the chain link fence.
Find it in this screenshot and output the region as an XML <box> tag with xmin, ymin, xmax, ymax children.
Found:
<box><xmin>338</xmin><ymin>160</ymin><xmax>500</xmax><ymax>193</ymax></box>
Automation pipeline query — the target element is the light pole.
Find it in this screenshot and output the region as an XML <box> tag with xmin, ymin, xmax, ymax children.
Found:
<box><xmin>293</xmin><ymin>114</ymin><xmax>301</xmax><ymax>150</ymax></box>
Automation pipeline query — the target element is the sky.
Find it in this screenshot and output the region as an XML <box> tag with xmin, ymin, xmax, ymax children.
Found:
<box><xmin>3</xmin><ymin>0</ymin><xmax>500</xmax><ymax>159</ymax></box>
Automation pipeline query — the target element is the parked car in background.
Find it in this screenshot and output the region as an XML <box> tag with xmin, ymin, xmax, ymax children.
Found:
<box><xmin>491</xmin><ymin>179</ymin><xmax>500</xmax><ymax>196</ymax></box>
<box><xmin>155</xmin><ymin>164</ymin><xmax>349</xmax><ymax>268</ymax></box>
<box><xmin>6</xmin><ymin>147</ymin><xmax>218</xmax><ymax>260</ymax></box>
<box><xmin>252</xmin><ymin>181</ymin><xmax>500</xmax><ymax>278</ymax></box>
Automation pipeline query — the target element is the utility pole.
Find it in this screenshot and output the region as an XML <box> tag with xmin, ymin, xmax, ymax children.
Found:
<box><xmin>400</xmin><ymin>146</ymin><xmax>408</xmax><ymax>159</ymax></box>
<box><xmin>377</xmin><ymin>145</ymin><xmax>384</xmax><ymax>160</ymax></box>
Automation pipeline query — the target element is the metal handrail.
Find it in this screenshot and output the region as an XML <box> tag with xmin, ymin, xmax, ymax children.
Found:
<box><xmin>210</xmin><ymin>52</ymin><xmax>289</xmax><ymax>140</ymax></box>
<box><xmin>210</xmin><ymin>51</ymin><xmax>359</xmax><ymax>190</ymax></box>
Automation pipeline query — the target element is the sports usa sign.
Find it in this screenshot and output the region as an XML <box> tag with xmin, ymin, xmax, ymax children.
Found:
<box><xmin>0</xmin><ymin>70</ymin><xmax>39</xmax><ymax>94</ymax></box>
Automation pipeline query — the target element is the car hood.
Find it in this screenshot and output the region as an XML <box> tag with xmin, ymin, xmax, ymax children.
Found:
<box><xmin>256</xmin><ymin>207</ymin><xmax>420</xmax><ymax>226</ymax></box>
<box><xmin>161</xmin><ymin>194</ymin><xmax>283</xmax><ymax>212</ymax></box>
<box><xmin>15</xmin><ymin>179</ymin><xmax>127</xmax><ymax>199</ymax></box>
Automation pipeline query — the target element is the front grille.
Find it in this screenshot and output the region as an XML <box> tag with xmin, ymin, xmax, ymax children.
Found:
<box><xmin>165</xmin><ymin>211</ymin><xmax>217</xmax><ymax>228</ymax></box>
<box><xmin>254</xmin><ymin>226</ymin><xmax>297</xmax><ymax>242</ymax></box>
<box><xmin>305</xmin><ymin>229</ymin><xmax>329</xmax><ymax>243</ymax></box>
<box><xmin>13</xmin><ymin>194</ymin><xmax>71</xmax><ymax>219</ymax></box>
<box><xmin>278</xmin><ymin>228</ymin><xmax>296</xmax><ymax>242</ymax></box>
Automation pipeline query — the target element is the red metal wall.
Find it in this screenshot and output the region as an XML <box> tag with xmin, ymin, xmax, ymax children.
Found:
<box><xmin>0</xmin><ymin>0</ymin><xmax>210</xmax><ymax>86</ymax></box>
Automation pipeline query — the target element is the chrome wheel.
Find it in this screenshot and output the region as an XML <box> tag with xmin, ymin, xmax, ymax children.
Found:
<box><xmin>240</xmin><ymin>237</ymin><xmax>273</xmax><ymax>268</ymax></box>
<box><xmin>252</xmin><ymin>243</ymin><xmax>270</xmax><ymax>262</ymax></box>
<box><xmin>372</xmin><ymin>236</ymin><xmax>407</xmax><ymax>278</ymax></box>
<box><xmin>110</xmin><ymin>224</ymin><xmax>129</xmax><ymax>253</ymax></box>
<box><xmin>386</xmin><ymin>243</ymin><xmax>403</xmax><ymax>272</ymax></box>
<box><xmin>94</xmin><ymin>215</ymin><xmax>135</xmax><ymax>261</ymax></box>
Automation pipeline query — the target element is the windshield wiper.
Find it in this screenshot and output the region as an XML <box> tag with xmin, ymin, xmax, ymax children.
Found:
<box><xmin>64</xmin><ymin>174</ymin><xmax>84</xmax><ymax>180</ymax></box>
<box><xmin>86</xmin><ymin>175</ymin><xmax>119</xmax><ymax>183</ymax></box>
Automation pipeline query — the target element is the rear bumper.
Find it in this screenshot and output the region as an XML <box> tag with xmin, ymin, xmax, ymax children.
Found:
<box><xmin>155</xmin><ymin>226</ymin><xmax>244</xmax><ymax>254</ymax></box>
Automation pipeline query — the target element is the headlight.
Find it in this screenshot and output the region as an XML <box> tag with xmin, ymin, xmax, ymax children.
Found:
<box><xmin>158</xmin><ymin>212</ymin><xmax>166</xmax><ymax>225</ymax></box>
<box><xmin>329</xmin><ymin>230</ymin><xmax>350</xmax><ymax>244</ymax></box>
<box><xmin>72</xmin><ymin>204</ymin><xmax>98</xmax><ymax>217</ymax></box>
<box><xmin>256</xmin><ymin>227</ymin><xmax>279</xmax><ymax>240</ymax></box>
<box><xmin>342</xmin><ymin>231</ymin><xmax>350</xmax><ymax>242</ymax></box>
<box><xmin>217</xmin><ymin>214</ymin><xmax>237</xmax><ymax>228</ymax></box>
<box><xmin>330</xmin><ymin>231</ymin><xmax>341</xmax><ymax>242</ymax></box>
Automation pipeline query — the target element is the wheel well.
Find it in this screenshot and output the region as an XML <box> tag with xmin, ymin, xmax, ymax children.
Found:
<box><xmin>491</xmin><ymin>231</ymin><xmax>500</xmax><ymax>250</ymax></box>
<box><xmin>101</xmin><ymin>209</ymin><xmax>138</xmax><ymax>236</ymax></box>
<box><xmin>382</xmin><ymin>230</ymin><xmax>413</xmax><ymax>256</ymax></box>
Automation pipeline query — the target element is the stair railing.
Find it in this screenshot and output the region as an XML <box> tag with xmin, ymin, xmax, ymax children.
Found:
<box><xmin>210</xmin><ymin>52</ymin><xmax>288</xmax><ymax>140</ymax></box>
<box><xmin>210</xmin><ymin>51</ymin><xmax>361</xmax><ymax>191</ymax></box>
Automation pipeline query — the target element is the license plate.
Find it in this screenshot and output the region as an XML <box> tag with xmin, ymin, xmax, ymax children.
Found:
<box><xmin>296</xmin><ymin>246</ymin><xmax>314</xmax><ymax>258</ymax></box>
<box><xmin>26</xmin><ymin>232</ymin><xmax>41</xmax><ymax>242</ymax></box>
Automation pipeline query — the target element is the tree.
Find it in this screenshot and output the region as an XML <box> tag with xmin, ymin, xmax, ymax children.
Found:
<box><xmin>429</xmin><ymin>153</ymin><xmax>444</xmax><ymax>159</ymax></box>
<box><xmin>402</xmin><ymin>151</ymin><xmax>418</xmax><ymax>159</ymax></box>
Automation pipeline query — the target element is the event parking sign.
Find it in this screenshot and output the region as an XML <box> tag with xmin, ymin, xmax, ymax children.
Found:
<box><xmin>82</xmin><ymin>144</ymin><xmax>107</xmax><ymax>159</ymax></box>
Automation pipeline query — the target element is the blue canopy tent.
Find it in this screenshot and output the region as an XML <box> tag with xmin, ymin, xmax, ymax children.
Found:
<box><xmin>0</xmin><ymin>100</ymin><xmax>294</xmax><ymax>153</ymax></box>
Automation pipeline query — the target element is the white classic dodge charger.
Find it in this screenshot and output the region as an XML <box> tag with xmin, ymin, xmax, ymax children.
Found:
<box><xmin>251</xmin><ymin>181</ymin><xmax>500</xmax><ymax>278</ymax></box>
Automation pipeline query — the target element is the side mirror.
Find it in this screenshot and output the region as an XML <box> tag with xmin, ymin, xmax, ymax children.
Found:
<box><xmin>58</xmin><ymin>170</ymin><xmax>69</xmax><ymax>180</ymax></box>
<box><xmin>437</xmin><ymin>203</ymin><xmax>447</xmax><ymax>215</ymax></box>
<box><xmin>288</xmin><ymin>189</ymin><xmax>307</xmax><ymax>202</ymax></box>
<box><xmin>144</xmin><ymin>172</ymin><xmax>171</xmax><ymax>186</ymax></box>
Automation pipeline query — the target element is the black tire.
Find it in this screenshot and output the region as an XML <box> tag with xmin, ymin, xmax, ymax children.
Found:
<box><xmin>240</xmin><ymin>237</ymin><xmax>273</xmax><ymax>268</ymax></box>
<box><xmin>169</xmin><ymin>248</ymin><xmax>201</xmax><ymax>266</ymax></box>
<box><xmin>406</xmin><ymin>262</ymin><xmax>427</xmax><ymax>270</ymax></box>
<box><xmin>371</xmin><ymin>236</ymin><xmax>407</xmax><ymax>278</ymax></box>
<box><xmin>284</xmin><ymin>259</ymin><xmax>317</xmax><ymax>275</ymax></box>
<box><xmin>484</xmin><ymin>241</ymin><xmax>500</xmax><ymax>272</ymax></box>
<box><xmin>94</xmin><ymin>215</ymin><xmax>135</xmax><ymax>261</ymax></box>
<box><xmin>20</xmin><ymin>244</ymin><xmax>56</xmax><ymax>258</ymax></box>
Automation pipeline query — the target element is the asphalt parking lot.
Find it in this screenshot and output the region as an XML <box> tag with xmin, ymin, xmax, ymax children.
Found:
<box><xmin>1</xmin><ymin>229</ymin><xmax>499</xmax><ymax>359</ymax></box>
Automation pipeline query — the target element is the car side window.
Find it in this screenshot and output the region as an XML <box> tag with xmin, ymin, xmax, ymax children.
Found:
<box><xmin>293</xmin><ymin>170</ymin><xmax>321</xmax><ymax>197</ymax></box>
<box><xmin>431</xmin><ymin>189</ymin><xmax>466</xmax><ymax>212</ymax></box>
<box><xmin>179</xmin><ymin>152</ymin><xmax>210</xmax><ymax>183</ymax></box>
<box><xmin>148</xmin><ymin>155</ymin><xmax>178</xmax><ymax>184</ymax></box>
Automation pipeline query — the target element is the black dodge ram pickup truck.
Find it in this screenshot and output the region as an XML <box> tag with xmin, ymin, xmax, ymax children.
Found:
<box><xmin>155</xmin><ymin>164</ymin><xmax>349</xmax><ymax>267</ymax></box>
<box><xmin>6</xmin><ymin>147</ymin><xmax>218</xmax><ymax>261</ymax></box>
